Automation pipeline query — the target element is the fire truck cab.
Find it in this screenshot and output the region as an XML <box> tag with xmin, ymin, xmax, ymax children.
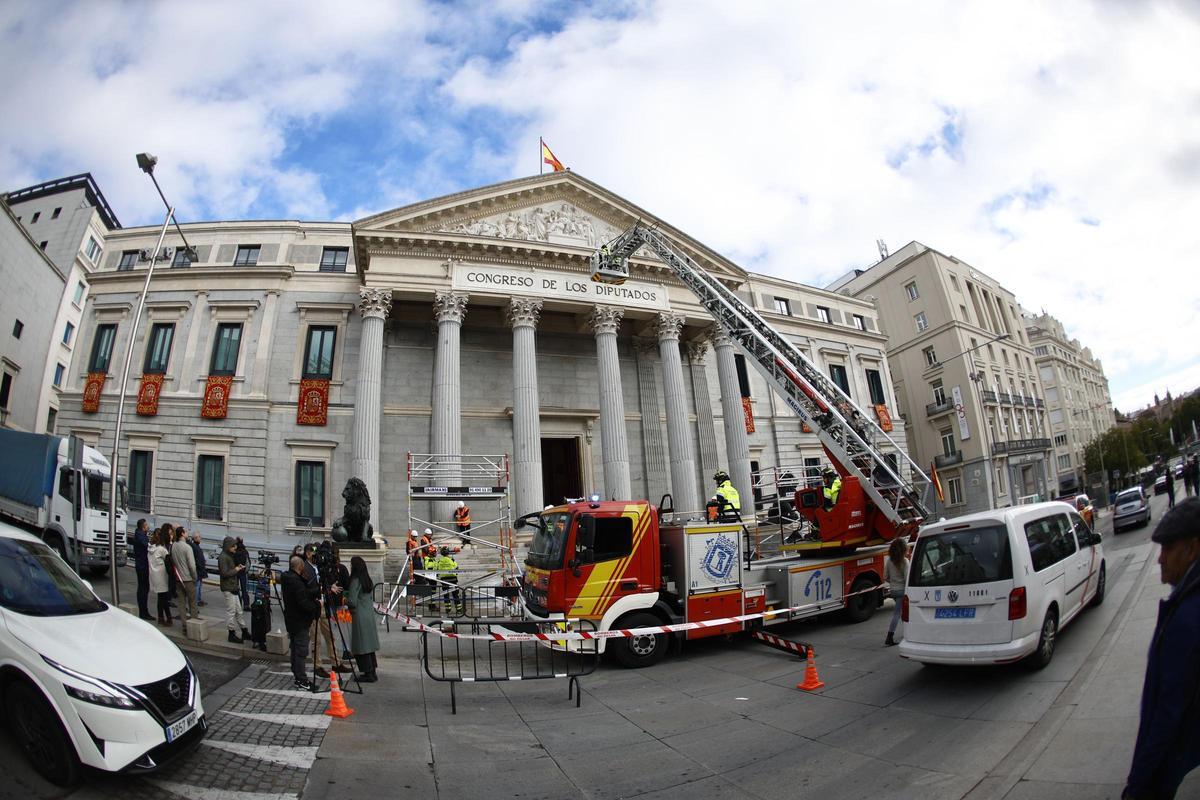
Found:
<box><xmin>519</xmin><ymin>499</ymin><xmax>889</xmax><ymax>668</ymax></box>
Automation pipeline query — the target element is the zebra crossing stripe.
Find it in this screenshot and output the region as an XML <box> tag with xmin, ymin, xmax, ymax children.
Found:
<box><xmin>220</xmin><ymin>710</ymin><xmax>332</xmax><ymax>729</ymax></box>
<box><xmin>147</xmin><ymin>779</ymin><xmax>298</xmax><ymax>800</ymax></box>
<box><xmin>202</xmin><ymin>740</ymin><xmax>320</xmax><ymax>769</ymax></box>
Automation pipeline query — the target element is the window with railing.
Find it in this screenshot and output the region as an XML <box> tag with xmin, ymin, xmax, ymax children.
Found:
<box><xmin>209</xmin><ymin>323</ymin><xmax>242</xmax><ymax>375</ymax></box>
<box><xmin>302</xmin><ymin>325</ymin><xmax>336</xmax><ymax>379</ymax></box>
<box><xmin>195</xmin><ymin>455</ymin><xmax>224</xmax><ymax>521</ymax></box>
<box><xmin>128</xmin><ymin>450</ymin><xmax>153</xmax><ymax>512</ymax></box>
<box><xmin>295</xmin><ymin>461</ymin><xmax>326</xmax><ymax>527</ymax></box>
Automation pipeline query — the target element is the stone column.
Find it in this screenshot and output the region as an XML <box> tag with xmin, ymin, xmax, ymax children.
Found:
<box><xmin>590</xmin><ymin>306</ymin><xmax>631</xmax><ymax>501</ymax></box>
<box><xmin>687</xmin><ymin>341</ymin><xmax>720</xmax><ymax>493</ymax></box>
<box><xmin>431</xmin><ymin>291</ymin><xmax>468</xmax><ymax>528</ymax></box>
<box><xmin>657</xmin><ymin>313</ymin><xmax>699</xmax><ymax>514</ymax></box>
<box><xmin>711</xmin><ymin>327</ymin><xmax>753</xmax><ymax>512</ymax></box>
<box><xmin>508</xmin><ymin>298</ymin><xmax>544</xmax><ymax>518</ymax></box>
<box><xmin>634</xmin><ymin>339</ymin><xmax>666</xmax><ymax>501</ymax></box>
<box><xmin>352</xmin><ymin>287</ymin><xmax>392</xmax><ymax>534</ymax></box>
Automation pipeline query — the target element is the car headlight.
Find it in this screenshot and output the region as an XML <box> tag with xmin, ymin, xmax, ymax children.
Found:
<box><xmin>64</xmin><ymin>684</ymin><xmax>138</xmax><ymax>709</ymax></box>
<box><xmin>42</xmin><ymin>655</ymin><xmax>139</xmax><ymax>710</ymax></box>
<box><xmin>83</xmin><ymin>546</ymin><xmax>96</xmax><ymax>556</ymax></box>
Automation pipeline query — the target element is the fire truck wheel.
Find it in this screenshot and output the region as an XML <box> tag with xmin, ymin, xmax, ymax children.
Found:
<box><xmin>842</xmin><ymin>577</ymin><xmax>879</xmax><ymax>624</ymax></box>
<box><xmin>610</xmin><ymin>613</ymin><xmax>667</xmax><ymax>668</ymax></box>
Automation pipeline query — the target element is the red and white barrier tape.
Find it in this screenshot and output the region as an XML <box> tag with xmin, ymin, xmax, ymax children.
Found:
<box><xmin>374</xmin><ymin>581</ymin><xmax>891</xmax><ymax>642</ymax></box>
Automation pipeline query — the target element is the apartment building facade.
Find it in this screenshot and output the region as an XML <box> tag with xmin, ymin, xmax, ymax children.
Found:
<box><xmin>831</xmin><ymin>242</ymin><xmax>1053</xmax><ymax>515</ymax></box>
<box><xmin>1024</xmin><ymin>311</ymin><xmax>1115</xmax><ymax>495</ymax></box>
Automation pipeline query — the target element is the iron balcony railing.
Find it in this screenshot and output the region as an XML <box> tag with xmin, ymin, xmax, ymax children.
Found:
<box><xmin>934</xmin><ymin>451</ymin><xmax>964</xmax><ymax>468</ymax></box>
<box><xmin>925</xmin><ymin>400</ymin><xmax>954</xmax><ymax>417</ymax></box>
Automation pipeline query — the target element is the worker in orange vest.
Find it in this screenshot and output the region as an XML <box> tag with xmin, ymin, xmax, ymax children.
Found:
<box><xmin>453</xmin><ymin>501</ymin><xmax>472</xmax><ymax>546</ymax></box>
<box><xmin>405</xmin><ymin>530</ymin><xmax>421</xmax><ymax>582</ymax></box>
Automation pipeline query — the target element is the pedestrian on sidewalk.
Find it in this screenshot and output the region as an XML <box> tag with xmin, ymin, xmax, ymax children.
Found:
<box><xmin>171</xmin><ymin>528</ymin><xmax>200</xmax><ymax>623</ymax></box>
<box><xmin>884</xmin><ymin>538</ymin><xmax>909</xmax><ymax>647</ymax></box>
<box><xmin>133</xmin><ymin>519</ymin><xmax>153</xmax><ymax>621</ymax></box>
<box><xmin>160</xmin><ymin>522</ymin><xmax>178</xmax><ymax>604</ymax></box>
<box><xmin>218</xmin><ymin>536</ymin><xmax>250</xmax><ymax>644</ymax></box>
<box><xmin>345</xmin><ymin>556</ymin><xmax>380</xmax><ymax>682</ymax></box>
<box><xmin>234</xmin><ymin>537</ymin><xmax>251</xmax><ymax>610</ymax></box>
<box><xmin>148</xmin><ymin>530</ymin><xmax>172</xmax><ymax>627</ymax></box>
<box><xmin>189</xmin><ymin>531</ymin><xmax>208</xmax><ymax>606</ymax></box>
<box><xmin>1165</xmin><ymin>468</ymin><xmax>1176</xmax><ymax>510</ymax></box>
<box><xmin>1124</xmin><ymin>498</ymin><xmax>1200</xmax><ymax>800</ymax></box>
<box><xmin>281</xmin><ymin>554</ymin><xmax>320</xmax><ymax>690</ymax></box>
<box><xmin>303</xmin><ymin>543</ymin><xmax>348</xmax><ymax>677</ymax></box>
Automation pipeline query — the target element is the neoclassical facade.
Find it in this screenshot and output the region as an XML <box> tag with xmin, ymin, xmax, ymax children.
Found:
<box><xmin>51</xmin><ymin>172</ymin><xmax>909</xmax><ymax>545</ymax></box>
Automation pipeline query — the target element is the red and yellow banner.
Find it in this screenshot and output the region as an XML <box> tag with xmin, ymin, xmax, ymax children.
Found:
<box><xmin>200</xmin><ymin>375</ymin><xmax>233</xmax><ymax>419</ymax></box>
<box><xmin>931</xmin><ymin>461</ymin><xmax>945</xmax><ymax>503</ymax></box>
<box><xmin>296</xmin><ymin>378</ymin><xmax>330</xmax><ymax>426</ymax></box>
<box><xmin>741</xmin><ymin>396</ymin><xmax>755</xmax><ymax>434</ymax></box>
<box><xmin>82</xmin><ymin>372</ymin><xmax>106</xmax><ymax>413</ymax></box>
<box><xmin>136</xmin><ymin>373</ymin><xmax>164</xmax><ymax>416</ymax></box>
<box><xmin>874</xmin><ymin>403</ymin><xmax>893</xmax><ymax>432</ymax></box>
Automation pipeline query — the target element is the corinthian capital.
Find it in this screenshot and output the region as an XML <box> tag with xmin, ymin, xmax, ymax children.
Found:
<box><xmin>686</xmin><ymin>341</ymin><xmax>709</xmax><ymax>364</ymax></box>
<box><xmin>507</xmin><ymin>297</ymin><xmax>543</xmax><ymax>329</ymax></box>
<box><xmin>359</xmin><ymin>287</ymin><xmax>393</xmax><ymax>320</ymax></box>
<box><xmin>588</xmin><ymin>305</ymin><xmax>624</xmax><ymax>336</ymax></box>
<box><xmin>707</xmin><ymin>325</ymin><xmax>733</xmax><ymax>348</ymax></box>
<box><xmin>433</xmin><ymin>291</ymin><xmax>468</xmax><ymax>325</ymax></box>
<box><xmin>654</xmin><ymin>312</ymin><xmax>685</xmax><ymax>342</ymax></box>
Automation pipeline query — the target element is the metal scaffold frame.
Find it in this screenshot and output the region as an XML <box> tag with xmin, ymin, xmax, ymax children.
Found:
<box><xmin>385</xmin><ymin>453</ymin><xmax>520</xmax><ymax>619</ymax></box>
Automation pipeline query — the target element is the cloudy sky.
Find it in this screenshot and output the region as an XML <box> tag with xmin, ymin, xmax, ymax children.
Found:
<box><xmin>2</xmin><ymin>0</ymin><xmax>1197</xmax><ymax>413</ymax></box>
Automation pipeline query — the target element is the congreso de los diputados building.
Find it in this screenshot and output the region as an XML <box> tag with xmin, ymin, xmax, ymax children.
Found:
<box><xmin>10</xmin><ymin>170</ymin><xmax>912</xmax><ymax>546</ymax></box>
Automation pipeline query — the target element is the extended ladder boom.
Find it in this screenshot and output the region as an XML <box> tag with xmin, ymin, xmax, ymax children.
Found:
<box><xmin>592</xmin><ymin>225</ymin><xmax>931</xmax><ymax>533</ymax></box>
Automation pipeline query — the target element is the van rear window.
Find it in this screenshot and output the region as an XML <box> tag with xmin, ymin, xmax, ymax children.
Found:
<box><xmin>910</xmin><ymin>525</ymin><xmax>1013</xmax><ymax>587</ymax></box>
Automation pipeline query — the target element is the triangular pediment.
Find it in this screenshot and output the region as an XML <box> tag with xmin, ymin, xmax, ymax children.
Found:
<box><xmin>353</xmin><ymin>172</ymin><xmax>747</xmax><ymax>282</ymax></box>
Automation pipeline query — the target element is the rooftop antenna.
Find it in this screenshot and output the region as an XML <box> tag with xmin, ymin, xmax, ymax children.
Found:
<box><xmin>876</xmin><ymin>239</ymin><xmax>889</xmax><ymax>260</ymax></box>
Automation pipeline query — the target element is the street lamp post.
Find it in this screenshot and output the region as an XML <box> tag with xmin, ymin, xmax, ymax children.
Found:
<box><xmin>105</xmin><ymin>154</ymin><xmax>196</xmax><ymax>603</ymax></box>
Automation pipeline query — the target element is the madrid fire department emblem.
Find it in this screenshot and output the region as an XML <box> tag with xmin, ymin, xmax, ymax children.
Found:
<box><xmin>700</xmin><ymin>533</ymin><xmax>737</xmax><ymax>583</ymax></box>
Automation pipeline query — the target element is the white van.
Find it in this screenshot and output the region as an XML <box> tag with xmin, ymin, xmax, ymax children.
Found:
<box><xmin>898</xmin><ymin>501</ymin><xmax>1105</xmax><ymax>669</ymax></box>
<box><xmin>0</xmin><ymin>521</ymin><xmax>206</xmax><ymax>785</ymax></box>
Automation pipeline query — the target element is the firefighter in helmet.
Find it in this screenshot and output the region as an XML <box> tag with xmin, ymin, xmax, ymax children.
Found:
<box><xmin>435</xmin><ymin>546</ymin><xmax>464</xmax><ymax>615</ymax></box>
<box><xmin>822</xmin><ymin>467</ymin><xmax>842</xmax><ymax>511</ymax></box>
<box><xmin>712</xmin><ymin>470</ymin><xmax>741</xmax><ymax>522</ymax></box>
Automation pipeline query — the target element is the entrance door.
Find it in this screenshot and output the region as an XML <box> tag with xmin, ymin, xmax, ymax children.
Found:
<box><xmin>541</xmin><ymin>437</ymin><xmax>583</xmax><ymax>506</ymax></box>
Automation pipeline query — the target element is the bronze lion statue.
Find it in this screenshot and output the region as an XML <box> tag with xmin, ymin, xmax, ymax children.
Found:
<box><xmin>330</xmin><ymin>477</ymin><xmax>374</xmax><ymax>543</ymax></box>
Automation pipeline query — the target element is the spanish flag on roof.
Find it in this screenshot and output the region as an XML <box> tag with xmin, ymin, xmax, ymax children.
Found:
<box><xmin>541</xmin><ymin>138</ymin><xmax>565</xmax><ymax>172</ymax></box>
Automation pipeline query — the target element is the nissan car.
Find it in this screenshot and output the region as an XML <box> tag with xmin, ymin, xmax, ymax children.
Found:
<box><xmin>0</xmin><ymin>521</ymin><xmax>206</xmax><ymax>785</ymax></box>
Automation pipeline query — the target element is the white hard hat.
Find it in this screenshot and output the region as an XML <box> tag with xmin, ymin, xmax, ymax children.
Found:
<box><xmin>423</xmin><ymin>528</ymin><xmax>432</xmax><ymax>535</ymax></box>
<box><xmin>544</xmin><ymin>505</ymin><xmax>553</xmax><ymax>510</ymax></box>
<box><xmin>458</xmin><ymin>501</ymin><xmax>465</xmax><ymax>508</ymax></box>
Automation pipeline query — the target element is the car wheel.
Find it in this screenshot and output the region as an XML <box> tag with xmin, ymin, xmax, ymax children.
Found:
<box><xmin>87</xmin><ymin>565</ymin><xmax>109</xmax><ymax>578</ymax></box>
<box><xmin>1089</xmin><ymin>564</ymin><xmax>1106</xmax><ymax>607</ymax></box>
<box><xmin>842</xmin><ymin>577</ymin><xmax>878</xmax><ymax>624</ymax></box>
<box><xmin>4</xmin><ymin>681</ymin><xmax>81</xmax><ymax>787</ymax></box>
<box><xmin>44</xmin><ymin>533</ymin><xmax>69</xmax><ymax>562</ymax></box>
<box><xmin>609</xmin><ymin>613</ymin><xmax>668</xmax><ymax>669</ymax></box>
<box><xmin>1026</xmin><ymin>610</ymin><xmax>1058</xmax><ymax>670</ymax></box>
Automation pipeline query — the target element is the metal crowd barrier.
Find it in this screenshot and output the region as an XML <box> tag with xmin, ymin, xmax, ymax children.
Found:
<box><xmin>421</xmin><ymin>618</ymin><xmax>599</xmax><ymax>714</ymax></box>
<box><xmin>380</xmin><ymin>581</ymin><xmax>523</xmax><ymax>628</ymax></box>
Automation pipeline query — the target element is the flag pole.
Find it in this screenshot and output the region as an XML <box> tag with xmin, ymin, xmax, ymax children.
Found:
<box><xmin>539</xmin><ymin>137</ymin><xmax>544</xmax><ymax>175</ymax></box>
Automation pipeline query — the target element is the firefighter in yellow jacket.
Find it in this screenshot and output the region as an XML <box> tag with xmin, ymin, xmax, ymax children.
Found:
<box><xmin>434</xmin><ymin>547</ymin><xmax>464</xmax><ymax>615</ymax></box>
<box><xmin>713</xmin><ymin>471</ymin><xmax>741</xmax><ymax>522</ymax></box>
<box><xmin>822</xmin><ymin>468</ymin><xmax>842</xmax><ymax>511</ymax></box>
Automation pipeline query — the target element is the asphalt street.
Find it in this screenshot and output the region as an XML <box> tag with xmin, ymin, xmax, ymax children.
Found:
<box><xmin>3</xmin><ymin>489</ymin><xmax>1196</xmax><ymax>800</ymax></box>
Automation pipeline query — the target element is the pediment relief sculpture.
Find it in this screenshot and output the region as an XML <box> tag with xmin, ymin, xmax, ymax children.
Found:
<box><xmin>429</xmin><ymin>201</ymin><xmax>624</xmax><ymax>250</ymax></box>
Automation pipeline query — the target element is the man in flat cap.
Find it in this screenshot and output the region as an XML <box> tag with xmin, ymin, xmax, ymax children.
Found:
<box><xmin>1124</xmin><ymin>498</ymin><xmax>1200</xmax><ymax>799</ymax></box>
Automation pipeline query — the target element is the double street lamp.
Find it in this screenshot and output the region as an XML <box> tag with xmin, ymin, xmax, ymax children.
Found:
<box><xmin>105</xmin><ymin>154</ymin><xmax>197</xmax><ymax>603</ymax></box>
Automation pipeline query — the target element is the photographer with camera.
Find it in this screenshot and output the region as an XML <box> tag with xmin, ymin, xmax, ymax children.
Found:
<box><xmin>218</xmin><ymin>537</ymin><xmax>250</xmax><ymax>644</ymax></box>
<box><xmin>304</xmin><ymin>542</ymin><xmax>350</xmax><ymax>677</ymax></box>
<box><xmin>281</xmin><ymin>555</ymin><xmax>320</xmax><ymax>690</ymax></box>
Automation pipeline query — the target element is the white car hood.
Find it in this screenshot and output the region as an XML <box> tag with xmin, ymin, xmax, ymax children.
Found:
<box><xmin>4</xmin><ymin>605</ymin><xmax>185</xmax><ymax>685</ymax></box>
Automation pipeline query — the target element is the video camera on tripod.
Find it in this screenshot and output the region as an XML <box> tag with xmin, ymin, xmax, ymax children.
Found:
<box><xmin>257</xmin><ymin>550</ymin><xmax>280</xmax><ymax>568</ymax></box>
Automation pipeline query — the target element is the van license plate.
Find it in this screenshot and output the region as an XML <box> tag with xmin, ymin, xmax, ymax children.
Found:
<box><xmin>935</xmin><ymin>607</ymin><xmax>975</xmax><ymax>619</ymax></box>
<box><xmin>166</xmin><ymin>711</ymin><xmax>197</xmax><ymax>743</ymax></box>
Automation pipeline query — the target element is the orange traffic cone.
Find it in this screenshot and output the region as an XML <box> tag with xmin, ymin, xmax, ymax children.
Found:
<box><xmin>324</xmin><ymin>671</ymin><xmax>355</xmax><ymax>718</ymax></box>
<box><xmin>796</xmin><ymin>646</ymin><xmax>825</xmax><ymax>691</ymax></box>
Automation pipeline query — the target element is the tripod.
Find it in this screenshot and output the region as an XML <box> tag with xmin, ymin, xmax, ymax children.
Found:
<box><xmin>310</xmin><ymin>582</ymin><xmax>363</xmax><ymax>695</ymax></box>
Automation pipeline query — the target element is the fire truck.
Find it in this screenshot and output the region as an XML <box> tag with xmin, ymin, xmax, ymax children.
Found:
<box><xmin>520</xmin><ymin>499</ymin><xmax>894</xmax><ymax>667</ymax></box>
<box><xmin>516</xmin><ymin>224</ymin><xmax>936</xmax><ymax>667</ymax></box>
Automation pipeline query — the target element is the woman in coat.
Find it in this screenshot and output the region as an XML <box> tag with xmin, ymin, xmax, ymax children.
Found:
<box><xmin>345</xmin><ymin>556</ymin><xmax>380</xmax><ymax>682</ymax></box>
<box><xmin>148</xmin><ymin>530</ymin><xmax>172</xmax><ymax>626</ymax></box>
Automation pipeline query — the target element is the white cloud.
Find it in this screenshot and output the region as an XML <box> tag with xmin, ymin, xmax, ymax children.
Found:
<box><xmin>443</xmin><ymin>0</ymin><xmax>1200</xmax><ymax>410</ymax></box>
